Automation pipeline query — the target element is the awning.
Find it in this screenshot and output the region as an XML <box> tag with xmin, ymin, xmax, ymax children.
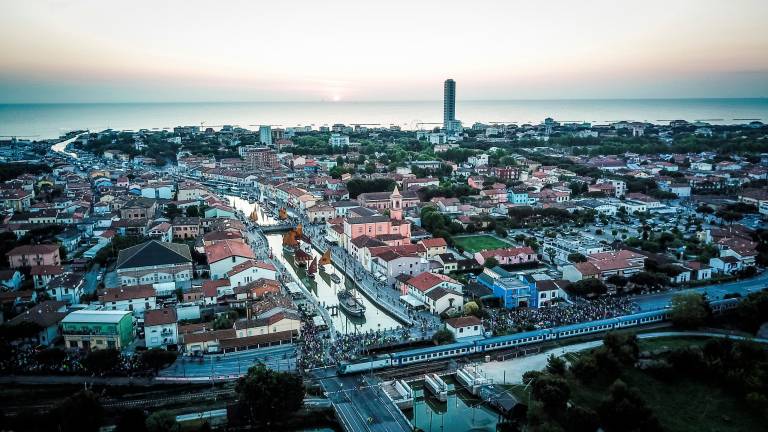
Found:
<box><xmin>400</xmin><ymin>294</ymin><xmax>427</xmax><ymax>308</ymax></box>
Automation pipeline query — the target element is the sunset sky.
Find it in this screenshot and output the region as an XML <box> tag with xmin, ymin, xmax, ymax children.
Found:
<box><xmin>1</xmin><ymin>0</ymin><xmax>767</xmax><ymax>103</ymax></box>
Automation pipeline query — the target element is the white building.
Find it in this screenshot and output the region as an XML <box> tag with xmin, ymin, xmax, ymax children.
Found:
<box><xmin>98</xmin><ymin>284</ymin><xmax>157</xmax><ymax>316</ymax></box>
<box><xmin>329</xmin><ymin>133</ymin><xmax>350</xmax><ymax>147</ymax></box>
<box><xmin>445</xmin><ymin>316</ymin><xmax>483</xmax><ymax>339</ymax></box>
<box><xmin>144</xmin><ymin>308</ymin><xmax>178</xmax><ymax>349</ymax></box>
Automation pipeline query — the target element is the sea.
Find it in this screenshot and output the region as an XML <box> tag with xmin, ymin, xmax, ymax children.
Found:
<box><xmin>1</xmin><ymin>99</ymin><xmax>767</xmax><ymax>140</ymax></box>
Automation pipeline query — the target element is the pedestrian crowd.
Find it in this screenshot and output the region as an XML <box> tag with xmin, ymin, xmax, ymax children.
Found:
<box><xmin>486</xmin><ymin>297</ymin><xmax>637</xmax><ymax>335</ymax></box>
<box><xmin>0</xmin><ymin>346</ymin><xmax>146</xmax><ymax>376</ymax></box>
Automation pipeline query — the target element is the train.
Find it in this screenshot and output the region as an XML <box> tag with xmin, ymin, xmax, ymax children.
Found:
<box><xmin>337</xmin><ymin>298</ymin><xmax>740</xmax><ymax>375</ymax></box>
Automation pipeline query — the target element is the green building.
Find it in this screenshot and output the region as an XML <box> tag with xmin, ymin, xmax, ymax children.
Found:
<box><xmin>61</xmin><ymin>310</ymin><xmax>134</xmax><ymax>350</ymax></box>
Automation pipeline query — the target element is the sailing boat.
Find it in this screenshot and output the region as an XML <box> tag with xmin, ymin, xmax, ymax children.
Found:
<box><xmin>282</xmin><ymin>230</ymin><xmax>298</xmax><ymax>254</ymax></box>
<box><xmin>319</xmin><ymin>249</ymin><xmax>331</xmax><ymax>272</ymax></box>
<box><xmin>307</xmin><ymin>257</ymin><xmax>318</xmax><ymax>276</ymax></box>
<box><xmin>249</xmin><ymin>209</ymin><xmax>259</xmax><ymax>222</ymax></box>
<box><xmin>337</xmin><ymin>254</ymin><xmax>365</xmax><ymax>317</ymax></box>
<box><xmin>278</xmin><ymin>207</ymin><xmax>288</xmax><ymax>220</ymax></box>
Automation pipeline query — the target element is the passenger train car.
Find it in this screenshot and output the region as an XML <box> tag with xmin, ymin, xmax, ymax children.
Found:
<box><xmin>337</xmin><ymin>298</ymin><xmax>740</xmax><ymax>375</ymax></box>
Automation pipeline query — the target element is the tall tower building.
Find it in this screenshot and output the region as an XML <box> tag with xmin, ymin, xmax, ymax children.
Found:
<box><xmin>259</xmin><ymin>125</ymin><xmax>272</xmax><ymax>146</ymax></box>
<box><xmin>443</xmin><ymin>79</ymin><xmax>456</xmax><ymax>132</ymax></box>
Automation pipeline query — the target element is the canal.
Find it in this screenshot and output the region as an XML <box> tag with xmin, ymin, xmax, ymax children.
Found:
<box><xmin>225</xmin><ymin>195</ymin><xmax>401</xmax><ymax>334</ymax></box>
<box><xmin>405</xmin><ymin>378</ymin><xmax>501</xmax><ymax>432</ymax></box>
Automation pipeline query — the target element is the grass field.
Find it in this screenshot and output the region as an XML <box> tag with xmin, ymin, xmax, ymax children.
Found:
<box><xmin>452</xmin><ymin>235</ymin><xmax>512</xmax><ymax>253</ymax></box>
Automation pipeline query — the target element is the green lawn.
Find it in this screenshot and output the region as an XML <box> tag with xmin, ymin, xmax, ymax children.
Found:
<box><xmin>452</xmin><ymin>235</ymin><xmax>512</xmax><ymax>253</ymax></box>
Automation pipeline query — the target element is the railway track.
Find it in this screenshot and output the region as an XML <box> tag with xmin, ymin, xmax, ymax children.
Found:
<box><xmin>2</xmin><ymin>388</ymin><xmax>236</xmax><ymax>416</ymax></box>
<box><xmin>372</xmin><ymin>322</ymin><xmax>671</xmax><ymax>381</ymax></box>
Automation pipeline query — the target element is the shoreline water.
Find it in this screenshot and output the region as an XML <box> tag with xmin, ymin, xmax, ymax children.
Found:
<box><xmin>2</xmin><ymin>98</ymin><xmax>767</xmax><ymax>140</ymax></box>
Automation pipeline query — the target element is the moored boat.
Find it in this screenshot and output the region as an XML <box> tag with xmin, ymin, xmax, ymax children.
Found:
<box><xmin>337</xmin><ymin>289</ymin><xmax>366</xmax><ymax>317</ymax></box>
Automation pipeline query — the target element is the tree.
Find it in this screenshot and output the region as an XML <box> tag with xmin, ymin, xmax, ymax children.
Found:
<box><xmin>82</xmin><ymin>348</ymin><xmax>121</xmax><ymax>375</ymax></box>
<box><xmin>146</xmin><ymin>410</ymin><xmax>178</xmax><ymax>432</ymax></box>
<box><xmin>163</xmin><ymin>204</ymin><xmax>182</xmax><ymax>219</ymax></box>
<box><xmin>570</xmin><ymin>354</ymin><xmax>599</xmax><ymax>384</ymax></box>
<box><xmin>49</xmin><ymin>390</ymin><xmax>104</xmax><ymax>432</ymax></box>
<box><xmin>463</xmin><ymin>301</ymin><xmax>480</xmax><ymax>316</ymax></box>
<box><xmin>115</xmin><ymin>408</ymin><xmax>148</xmax><ymax>432</ymax></box>
<box><xmin>531</xmin><ymin>374</ymin><xmax>571</xmax><ymax>411</ymax></box>
<box><xmin>670</xmin><ymin>292</ymin><xmax>709</xmax><ymax>329</ymax></box>
<box><xmin>602</xmin><ymin>332</ymin><xmax>639</xmax><ymax>365</ymax></box>
<box><xmin>484</xmin><ymin>257</ymin><xmax>499</xmax><ymax>268</ymax></box>
<box><xmin>545</xmin><ymin>248</ymin><xmax>557</xmax><ymax>264</ymax></box>
<box><xmin>185</xmin><ymin>205</ymin><xmax>200</xmax><ymax>217</ymax></box>
<box><xmin>598</xmin><ymin>380</ymin><xmax>661</xmax><ymax>432</ymax></box>
<box><xmin>605</xmin><ymin>274</ymin><xmax>628</xmax><ymax>287</ymax></box>
<box><xmin>567</xmin><ymin>253</ymin><xmax>588</xmax><ymax>263</ymax></box>
<box><xmin>235</xmin><ymin>363</ymin><xmax>305</xmax><ymax>428</ymax></box>
<box><xmin>432</xmin><ymin>328</ymin><xmax>455</xmax><ymax>345</ymax></box>
<box><xmin>545</xmin><ymin>354</ymin><xmax>566</xmax><ymax>376</ymax></box>
<box><xmin>140</xmin><ymin>349</ymin><xmax>178</xmax><ymax>375</ymax></box>
<box><xmin>568</xmin><ymin>279</ymin><xmax>607</xmax><ymax>297</ymax></box>
<box><xmin>566</xmin><ymin>405</ymin><xmax>600</xmax><ymax>432</ymax></box>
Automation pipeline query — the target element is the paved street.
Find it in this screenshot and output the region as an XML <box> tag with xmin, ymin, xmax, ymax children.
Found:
<box><xmin>321</xmin><ymin>374</ymin><xmax>411</xmax><ymax>432</ymax></box>
<box><xmin>159</xmin><ymin>345</ymin><xmax>296</xmax><ymax>378</ymax></box>
<box><xmin>634</xmin><ymin>271</ymin><xmax>768</xmax><ymax>311</ymax></box>
<box><xmin>480</xmin><ymin>331</ymin><xmax>768</xmax><ymax>385</ymax></box>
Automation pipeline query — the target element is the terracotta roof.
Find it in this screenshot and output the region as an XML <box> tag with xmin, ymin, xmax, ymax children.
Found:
<box><xmin>203</xmin><ymin>279</ymin><xmax>230</xmax><ymax>297</ymax></box>
<box><xmin>98</xmin><ymin>284</ymin><xmax>155</xmax><ymax>302</ymax></box>
<box><xmin>6</xmin><ymin>244</ymin><xmax>60</xmax><ymax>256</ymax></box>
<box><xmin>144</xmin><ymin>308</ymin><xmax>177</xmax><ymax>326</ymax></box>
<box><xmin>219</xmin><ymin>330</ymin><xmax>297</xmax><ymax>349</ymax></box>
<box><xmin>420</xmin><ymin>238</ymin><xmax>448</xmax><ymax>248</ymax></box>
<box><xmin>30</xmin><ymin>265</ymin><xmax>65</xmax><ymax>276</ymax></box>
<box><xmin>479</xmin><ymin>247</ymin><xmax>535</xmax><ymax>259</ymax></box>
<box><xmin>406</xmin><ymin>272</ymin><xmax>443</xmax><ymax>292</ymax></box>
<box><xmin>445</xmin><ymin>315</ymin><xmax>481</xmax><ymax>328</ymax></box>
<box><xmin>205</xmin><ymin>240</ymin><xmax>255</xmax><ymax>263</ymax></box>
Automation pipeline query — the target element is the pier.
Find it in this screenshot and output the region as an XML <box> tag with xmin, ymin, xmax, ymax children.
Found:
<box><xmin>423</xmin><ymin>373</ymin><xmax>448</xmax><ymax>402</ymax></box>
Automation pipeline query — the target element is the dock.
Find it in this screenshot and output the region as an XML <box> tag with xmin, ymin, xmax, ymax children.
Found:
<box><xmin>423</xmin><ymin>373</ymin><xmax>448</xmax><ymax>402</ymax></box>
<box><xmin>456</xmin><ymin>365</ymin><xmax>491</xmax><ymax>396</ymax></box>
<box><xmin>381</xmin><ymin>379</ymin><xmax>414</xmax><ymax>409</ymax></box>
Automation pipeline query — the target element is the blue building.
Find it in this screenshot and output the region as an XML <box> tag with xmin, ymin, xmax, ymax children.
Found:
<box><xmin>507</xmin><ymin>189</ymin><xmax>529</xmax><ymax>205</ymax></box>
<box><xmin>476</xmin><ymin>266</ymin><xmax>536</xmax><ymax>309</ymax></box>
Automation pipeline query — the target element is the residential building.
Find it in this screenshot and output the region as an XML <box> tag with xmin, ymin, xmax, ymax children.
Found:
<box><xmin>144</xmin><ymin>308</ymin><xmax>178</xmax><ymax>349</ymax></box>
<box><xmin>98</xmin><ymin>284</ymin><xmax>157</xmax><ymax>315</ymax></box>
<box><xmin>46</xmin><ymin>273</ymin><xmax>84</xmax><ymax>304</ymax></box>
<box><xmin>474</xmin><ymin>247</ymin><xmax>537</xmax><ymax>266</ymax></box>
<box><xmin>6</xmin><ymin>300</ymin><xmax>68</xmax><ymax>346</ymax></box>
<box><xmin>445</xmin><ymin>316</ymin><xmax>483</xmax><ymax>339</ymax></box>
<box><xmin>61</xmin><ymin>310</ymin><xmax>134</xmax><ymax>351</ymax></box>
<box><xmin>206</xmin><ymin>240</ymin><xmax>257</xmax><ymax>280</ymax></box>
<box><xmin>6</xmin><ymin>244</ymin><xmax>61</xmax><ymax>269</ymax></box>
<box><xmin>116</xmin><ymin>240</ymin><xmax>193</xmax><ymax>286</ymax></box>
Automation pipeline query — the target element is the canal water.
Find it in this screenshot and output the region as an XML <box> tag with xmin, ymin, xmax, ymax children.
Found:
<box><xmin>405</xmin><ymin>378</ymin><xmax>501</xmax><ymax>432</ymax></box>
<box><xmin>225</xmin><ymin>195</ymin><xmax>401</xmax><ymax>334</ymax></box>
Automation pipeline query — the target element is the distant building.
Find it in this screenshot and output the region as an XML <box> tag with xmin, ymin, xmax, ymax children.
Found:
<box><xmin>329</xmin><ymin>133</ymin><xmax>350</xmax><ymax>147</ymax></box>
<box><xmin>259</xmin><ymin>125</ymin><xmax>272</xmax><ymax>146</ymax></box>
<box><xmin>443</xmin><ymin>79</ymin><xmax>457</xmax><ymax>133</ymax></box>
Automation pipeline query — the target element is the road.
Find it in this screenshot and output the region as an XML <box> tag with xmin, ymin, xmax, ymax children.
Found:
<box><xmin>479</xmin><ymin>331</ymin><xmax>768</xmax><ymax>385</ymax></box>
<box><xmin>158</xmin><ymin>345</ymin><xmax>296</xmax><ymax>378</ymax></box>
<box><xmin>634</xmin><ymin>270</ymin><xmax>768</xmax><ymax>311</ymax></box>
<box><xmin>321</xmin><ymin>374</ymin><xmax>412</xmax><ymax>432</ymax></box>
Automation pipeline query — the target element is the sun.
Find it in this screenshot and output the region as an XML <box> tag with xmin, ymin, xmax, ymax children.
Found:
<box><xmin>332</xmin><ymin>95</ymin><xmax>341</xmax><ymax>102</ymax></box>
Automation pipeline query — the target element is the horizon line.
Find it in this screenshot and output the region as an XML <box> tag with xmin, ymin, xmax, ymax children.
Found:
<box><xmin>1</xmin><ymin>97</ymin><xmax>767</xmax><ymax>105</ymax></box>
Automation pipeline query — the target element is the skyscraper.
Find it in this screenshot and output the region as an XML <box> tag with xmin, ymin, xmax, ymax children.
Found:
<box><xmin>443</xmin><ymin>79</ymin><xmax>456</xmax><ymax>132</ymax></box>
<box><xmin>259</xmin><ymin>125</ymin><xmax>272</xmax><ymax>146</ymax></box>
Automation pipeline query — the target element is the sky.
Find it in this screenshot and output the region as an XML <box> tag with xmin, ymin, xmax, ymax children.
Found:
<box><xmin>1</xmin><ymin>0</ymin><xmax>767</xmax><ymax>103</ymax></box>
